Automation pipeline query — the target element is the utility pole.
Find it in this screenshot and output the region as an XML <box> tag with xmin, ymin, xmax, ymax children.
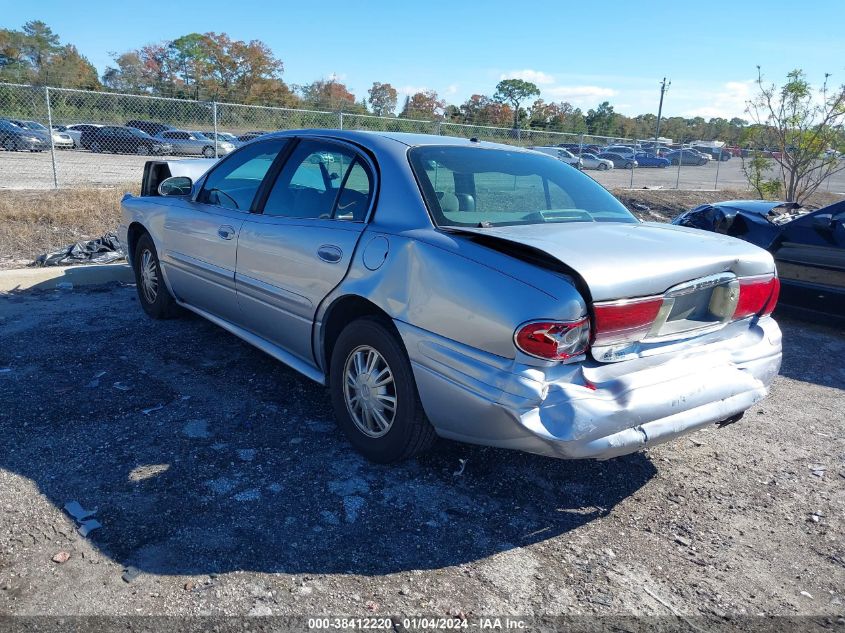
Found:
<box><xmin>654</xmin><ymin>77</ymin><xmax>670</xmax><ymax>149</ymax></box>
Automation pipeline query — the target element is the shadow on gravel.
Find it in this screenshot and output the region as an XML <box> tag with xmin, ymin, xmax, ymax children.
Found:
<box><xmin>0</xmin><ymin>287</ymin><xmax>657</xmax><ymax>577</ymax></box>
<box><xmin>775</xmin><ymin>316</ymin><xmax>845</xmax><ymax>390</ymax></box>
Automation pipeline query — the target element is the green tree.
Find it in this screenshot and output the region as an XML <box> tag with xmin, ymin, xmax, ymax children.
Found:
<box><xmin>367</xmin><ymin>82</ymin><xmax>398</xmax><ymax>116</ymax></box>
<box><xmin>400</xmin><ymin>90</ymin><xmax>445</xmax><ymax>120</ymax></box>
<box><xmin>585</xmin><ymin>101</ymin><xmax>617</xmax><ymax>136</ymax></box>
<box><xmin>745</xmin><ymin>67</ymin><xmax>845</xmax><ymax>203</ymax></box>
<box><xmin>493</xmin><ymin>79</ymin><xmax>540</xmax><ymax>129</ymax></box>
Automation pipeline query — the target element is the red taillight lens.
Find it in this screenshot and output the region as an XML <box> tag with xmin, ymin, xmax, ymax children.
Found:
<box><xmin>592</xmin><ymin>297</ymin><xmax>663</xmax><ymax>346</ymax></box>
<box><xmin>514</xmin><ymin>318</ymin><xmax>591</xmax><ymax>361</ymax></box>
<box><xmin>734</xmin><ymin>275</ymin><xmax>780</xmax><ymax>320</ymax></box>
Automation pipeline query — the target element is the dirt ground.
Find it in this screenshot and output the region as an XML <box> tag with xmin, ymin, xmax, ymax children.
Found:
<box><xmin>0</xmin><ymin>284</ymin><xmax>843</xmax><ymax>624</ymax></box>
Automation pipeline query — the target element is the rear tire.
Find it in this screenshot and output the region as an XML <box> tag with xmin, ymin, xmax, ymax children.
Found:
<box><xmin>202</xmin><ymin>145</ymin><xmax>215</xmax><ymax>158</ymax></box>
<box><xmin>329</xmin><ymin>317</ymin><xmax>437</xmax><ymax>463</ymax></box>
<box><xmin>133</xmin><ymin>233</ymin><xmax>181</xmax><ymax>319</ymax></box>
<box><xmin>3</xmin><ymin>138</ymin><xmax>18</xmax><ymax>152</ymax></box>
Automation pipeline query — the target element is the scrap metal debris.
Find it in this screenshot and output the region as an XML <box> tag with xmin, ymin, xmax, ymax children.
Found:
<box><xmin>453</xmin><ymin>458</ymin><xmax>468</xmax><ymax>477</ymax></box>
<box><xmin>64</xmin><ymin>501</ymin><xmax>97</xmax><ymax>522</ymax></box>
<box><xmin>64</xmin><ymin>501</ymin><xmax>101</xmax><ymax>536</ymax></box>
<box><xmin>35</xmin><ymin>233</ymin><xmax>124</xmax><ymax>267</ymax></box>
<box><xmin>78</xmin><ymin>519</ymin><xmax>102</xmax><ymax>537</ymax></box>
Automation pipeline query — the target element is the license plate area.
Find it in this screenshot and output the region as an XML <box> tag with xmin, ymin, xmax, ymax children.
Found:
<box><xmin>646</xmin><ymin>273</ymin><xmax>739</xmax><ymax>341</ymax></box>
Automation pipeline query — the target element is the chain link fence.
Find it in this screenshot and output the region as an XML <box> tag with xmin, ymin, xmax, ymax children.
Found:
<box><xmin>2</xmin><ymin>81</ymin><xmax>842</xmax><ymax>193</ymax></box>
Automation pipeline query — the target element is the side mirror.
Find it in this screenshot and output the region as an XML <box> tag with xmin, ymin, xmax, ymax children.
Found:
<box><xmin>158</xmin><ymin>176</ymin><xmax>193</xmax><ymax>197</ymax></box>
<box><xmin>812</xmin><ymin>213</ymin><xmax>834</xmax><ymax>232</ymax></box>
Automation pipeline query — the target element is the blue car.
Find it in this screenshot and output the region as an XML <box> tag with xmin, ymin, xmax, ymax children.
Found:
<box><xmin>634</xmin><ymin>152</ymin><xmax>670</xmax><ymax>168</ymax></box>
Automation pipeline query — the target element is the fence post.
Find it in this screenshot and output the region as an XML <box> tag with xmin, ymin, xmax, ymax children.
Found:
<box><xmin>675</xmin><ymin>149</ymin><xmax>682</xmax><ymax>189</ymax></box>
<box><xmin>212</xmin><ymin>101</ymin><xmax>218</xmax><ymax>158</ymax></box>
<box><xmin>714</xmin><ymin>147</ymin><xmax>722</xmax><ymax>190</ymax></box>
<box><xmin>338</xmin><ymin>111</ymin><xmax>344</xmax><ymax>130</ymax></box>
<box><xmin>44</xmin><ymin>87</ymin><xmax>59</xmax><ymax>189</ymax></box>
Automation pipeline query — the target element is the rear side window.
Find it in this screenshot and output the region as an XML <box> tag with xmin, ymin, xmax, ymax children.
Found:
<box><xmin>262</xmin><ymin>140</ymin><xmax>373</xmax><ymax>221</ymax></box>
<box><xmin>197</xmin><ymin>139</ymin><xmax>287</xmax><ymax>211</ymax></box>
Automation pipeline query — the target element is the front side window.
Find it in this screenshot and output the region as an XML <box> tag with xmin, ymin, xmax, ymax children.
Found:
<box><xmin>409</xmin><ymin>145</ymin><xmax>636</xmax><ymax>228</ymax></box>
<box><xmin>263</xmin><ymin>140</ymin><xmax>373</xmax><ymax>221</ymax></box>
<box><xmin>197</xmin><ymin>139</ymin><xmax>287</xmax><ymax>211</ymax></box>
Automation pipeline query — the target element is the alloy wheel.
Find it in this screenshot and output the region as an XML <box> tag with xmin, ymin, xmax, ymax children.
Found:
<box><xmin>342</xmin><ymin>345</ymin><xmax>397</xmax><ymax>438</ymax></box>
<box><xmin>139</xmin><ymin>249</ymin><xmax>158</xmax><ymax>304</ymax></box>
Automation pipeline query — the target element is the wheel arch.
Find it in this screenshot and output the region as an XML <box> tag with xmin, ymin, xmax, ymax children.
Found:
<box><xmin>318</xmin><ymin>294</ymin><xmax>401</xmax><ymax>380</ymax></box>
<box><xmin>126</xmin><ymin>221</ymin><xmax>150</xmax><ymax>266</ymax></box>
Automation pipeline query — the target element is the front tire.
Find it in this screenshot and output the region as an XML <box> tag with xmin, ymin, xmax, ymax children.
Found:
<box><xmin>202</xmin><ymin>145</ymin><xmax>215</xmax><ymax>158</ymax></box>
<box><xmin>597</xmin><ymin>163</ymin><xmax>608</xmax><ymax>171</ymax></box>
<box><xmin>133</xmin><ymin>233</ymin><xmax>181</xmax><ymax>319</ymax></box>
<box><xmin>330</xmin><ymin>317</ymin><xmax>436</xmax><ymax>463</ymax></box>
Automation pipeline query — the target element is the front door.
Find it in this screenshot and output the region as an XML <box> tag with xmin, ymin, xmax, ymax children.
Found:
<box><xmin>160</xmin><ymin>138</ymin><xmax>289</xmax><ymax>323</ymax></box>
<box><xmin>235</xmin><ymin>139</ymin><xmax>375</xmax><ymax>363</ymax></box>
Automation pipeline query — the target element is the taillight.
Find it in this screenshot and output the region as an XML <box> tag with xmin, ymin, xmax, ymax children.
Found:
<box><xmin>514</xmin><ymin>318</ymin><xmax>591</xmax><ymax>361</ymax></box>
<box><xmin>734</xmin><ymin>275</ymin><xmax>780</xmax><ymax>319</ymax></box>
<box><xmin>592</xmin><ymin>296</ymin><xmax>663</xmax><ymax>346</ymax></box>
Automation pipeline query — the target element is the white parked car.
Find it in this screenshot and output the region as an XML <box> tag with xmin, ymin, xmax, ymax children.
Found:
<box><xmin>52</xmin><ymin>125</ymin><xmax>83</xmax><ymax>148</ymax></box>
<box><xmin>579</xmin><ymin>152</ymin><xmax>614</xmax><ymax>171</ymax></box>
<box><xmin>529</xmin><ymin>146</ymin><xmax>583</xmax><ymax>169</ymax></box>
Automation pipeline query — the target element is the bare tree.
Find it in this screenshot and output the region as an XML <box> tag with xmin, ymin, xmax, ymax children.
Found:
<box><xmin>745</xmin><ymin>67</ymin><xmax>845</xmax><ymax>203</ymax></box>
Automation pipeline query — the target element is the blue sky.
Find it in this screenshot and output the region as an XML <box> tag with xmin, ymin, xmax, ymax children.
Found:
<box><xmin>6</xmin><ymin>0</ymin><xmax>845</xmax><ymax>118</ymax></box>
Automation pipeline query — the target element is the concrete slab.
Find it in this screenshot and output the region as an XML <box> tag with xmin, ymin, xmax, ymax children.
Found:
<box><xmin>0</xmin><ymin>263</ymin><xmax>133</xmax><ymax>292</ymax></box>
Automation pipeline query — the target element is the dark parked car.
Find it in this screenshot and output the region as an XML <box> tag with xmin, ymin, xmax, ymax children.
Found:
<box><xmin>665</xmin><ymin>149</ymin><xmax>708</xmax><ymax>166</ymax></box>
<box><xmin>673</xmin><ymin>199</ymin><xmax>845</xmax><ymax>321</ymax></box>
<box><xmin>633</xmin><ymin>152</ymin><xmax>670</xmax><ymax>168</ymax></box>
<box><xmin>0</xmin><ymin>118</ymin><xmax>49</xmax><ymax>151</ymax></box>
<box><xmin>236</xmin><ymin>131</ymin><xmax>271</xmax><ymax>144</ymax></box>
<box><xmin>87</xmin><ymin>126</ymin><xmax>173</xmax><ymax>155</ymax></box>
<box><xmin>693</xmin><ymin>146</ymin><xmax>731</xmax><ymax>161</ymax></box>
<box><xmin>67</xmin><ymin>124</ymin><xmax>103</xmax><ymax>150</ymax></box>
<box><xmin>126</xmin><ymin>120</ymin><xmax>174</xmax><ymax>137</ymax></box>
<box><xmin>597</xmin><ymin>152</ymin><xmax>637</xmax><ymax>169</ymax></box>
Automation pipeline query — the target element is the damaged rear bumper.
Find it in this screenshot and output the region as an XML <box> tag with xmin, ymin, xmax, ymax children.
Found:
<box><xmin>400</xmin><ymin>317</ymin><xmax>782</xmax><ymax>460</ymax></box>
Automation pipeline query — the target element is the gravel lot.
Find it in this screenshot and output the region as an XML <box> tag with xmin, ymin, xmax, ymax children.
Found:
<box><xmin>0</xmin><ymin>283</ymin><xmax>843</xmax><ymax>623</ymax></box>
<box><xmin>3</xmin><ymin>148</ymin><xmax>845</xmax><ymax>194</ymax></box>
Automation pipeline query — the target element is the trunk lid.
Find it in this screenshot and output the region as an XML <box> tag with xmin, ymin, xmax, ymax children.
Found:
<box><xmin>448</xmin><ymin>221</ymin><xmax>775</xmax><ymax>302</ymax></box>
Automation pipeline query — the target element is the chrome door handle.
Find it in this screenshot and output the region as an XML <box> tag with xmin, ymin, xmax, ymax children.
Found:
<box><xmin>218</xmin><ymin>225</ymin><xmax>235</xmax><ymax>240</ymax></box>
<box><xmin>317</xmin><ymin>244</ymin><xmax>342</xmax><ymax>263</ymax></box>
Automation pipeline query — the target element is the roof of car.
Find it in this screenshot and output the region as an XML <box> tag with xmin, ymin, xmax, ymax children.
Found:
<box><xmin>262</xmin><ymin>129</ymin><xmax>532</xmax><ymax>152</ymax></box>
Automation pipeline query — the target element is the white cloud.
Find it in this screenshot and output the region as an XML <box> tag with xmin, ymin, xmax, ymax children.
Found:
<box><xmin>500</xmin><ymin>69</ymin><xmax>555</xmax><ymax>85</ymax></box>
<box><xmin>683</xmin><ymin>80</ymin><xmax>753</xmax><ymax>119</ymax></box>
<box><xmin>543</xmin><ymin>85</ymin><xmax>617</xmax><ymax>105</ymax></box>
<box><xmin>445</xmin><ymin>83</ymin><xmax>459</xmax><ymax>96</ymax></box>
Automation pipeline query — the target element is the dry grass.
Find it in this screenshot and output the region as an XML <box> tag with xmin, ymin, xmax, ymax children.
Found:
<box><xmin>0</xmin><ymin>185</ymin><xmax>135</xmax><ymax>268</ymax></box>
<box><xmin>1</xmin><ymin>185</ymin><xmax>843</xmax><ymax>269</ymax></box>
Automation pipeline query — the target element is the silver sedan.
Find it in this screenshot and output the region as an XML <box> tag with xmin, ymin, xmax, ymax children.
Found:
<box><xmin>579</xmin><ymin>152</ymin><xmax>614</xmax><ymax>170</ymax></box>
<box><xmin>120</xmin><ymin>131</ymin><xmax>782</xmax><ymax>463</ymax></box>
<box><xmin>156</xmin><ymin>130</ymin><xmax>235</xmax><ymax>157</ymax></box>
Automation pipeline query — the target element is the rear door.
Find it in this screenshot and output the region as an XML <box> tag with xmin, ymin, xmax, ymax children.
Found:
<box><xmin>772</xmin><ymin>205</ymin><xmax>845</xmax><ymax>296</ymax></box>
<box><xmin>159</xmin><ymin>138</ymin><xmax>288</xmax><ymax>323</ymax></box>
<box><xmin>235</xmin><ymin>138</ymin><xmax>376</xmax><ymax>363</ymax></box>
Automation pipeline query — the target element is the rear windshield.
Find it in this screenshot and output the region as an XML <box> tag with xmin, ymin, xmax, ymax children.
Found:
<box><xmin>409</xmin><ymin>145</ymin><xmax>636</xmax><ymax>227</ymax></box>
